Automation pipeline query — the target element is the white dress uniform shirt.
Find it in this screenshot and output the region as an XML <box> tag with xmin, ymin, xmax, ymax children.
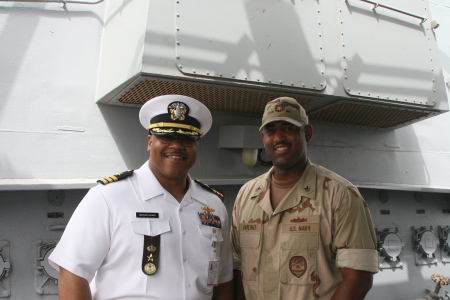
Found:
<box><xmin>49</xmin><ymin>162</ymin><xmax>233</xmax><ymax>300</ymax></box>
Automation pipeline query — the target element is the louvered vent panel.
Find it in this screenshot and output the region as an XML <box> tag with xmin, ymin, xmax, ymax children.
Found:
<box><xmin>309</xmin><ymin>102</ymin><xmax>430</xmax><ymax>128</ymax></box>
<box><xmin>117</xmin><ymin>79</ymin><xmax>312</xmax><ymax>115</ymax></box>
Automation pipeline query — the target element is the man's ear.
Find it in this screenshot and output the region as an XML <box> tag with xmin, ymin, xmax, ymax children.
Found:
<box><xmin>304</xmin><ymin>124</ymin><xmax>313</xmax><ymax>142</ymax></box>
<box><xmin>147</xmin><ymin>135</ymin><xmax>153</xmax><ymax>152</ymax></box>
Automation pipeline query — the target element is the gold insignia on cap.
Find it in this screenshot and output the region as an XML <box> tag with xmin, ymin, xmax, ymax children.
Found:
<box><xmin>169</xmin><ymin>102</ymin><xmax>187</xmax><ymax>120</ymax></box>
<box><xmin>201</xmin><ymin>206</ymin><xmax>215</xmax><ymax>212</ymax></box>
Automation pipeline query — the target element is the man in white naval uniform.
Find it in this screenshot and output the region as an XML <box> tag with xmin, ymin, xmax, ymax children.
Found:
<box><xmin>49</xmin><ymin>95</ymin><xmax>234</xmax><ymax>300</ymax></box>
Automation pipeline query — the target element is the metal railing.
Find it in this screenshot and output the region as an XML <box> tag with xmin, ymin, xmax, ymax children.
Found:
<box><xmin>350</xmin><ymin>0</ymin><xmax>427</xmax><ymax>23</ymax></box>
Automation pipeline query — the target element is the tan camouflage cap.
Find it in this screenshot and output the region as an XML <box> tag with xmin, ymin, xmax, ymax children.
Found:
<box><xmin>259</xmin><ymin>97</ymin><xmax>309</xmax><ymax>131</ymax></box>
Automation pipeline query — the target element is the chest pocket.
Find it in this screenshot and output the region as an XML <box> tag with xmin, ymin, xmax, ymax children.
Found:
<box><xmin>132</xmin><ymin>220</ymin><xmax>171</xmax><ymax>266</ymax></box>
<box><xmin>239</xmin><ymin>227</ymin><xmax>262</xmax><ymax>282</ymax></box>
<box><xmin>197</xmin><ymin>225</ymin><xmax>223</xmax><ymax>268</ymax></box>
<box><xmin>280</xmin><ymin>222</ymin><xmax>319</xmax><ymax>286</ymax></box>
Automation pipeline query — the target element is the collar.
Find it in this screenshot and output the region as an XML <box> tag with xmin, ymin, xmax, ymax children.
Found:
<box><xmin>252</xmin><ymin>159</ymin><xmax>317</xmax><ymax>215</ymax></box>
<box><xmin>136</xmin><ymin>161</ymin><xmax>208</xmax><ymax>206</ymax></box>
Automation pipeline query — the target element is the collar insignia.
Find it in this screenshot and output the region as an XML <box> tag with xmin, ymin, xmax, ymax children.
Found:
<box><xmin>304</xmin><ymin>186</ymin><xmax>311</xmax><ymax>192</ymax></box>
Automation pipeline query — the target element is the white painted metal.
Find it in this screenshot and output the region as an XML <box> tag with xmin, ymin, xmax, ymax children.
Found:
<box><xmin>175</xmin><ymin>0</ymin><xmax>326</xmax><ymax>90</ymax></box>
<box><xmin>0</xmin><ymin>1</ymin><xmax>449</xmax><ymax>298</ymax></box>
<box><xmin>0</xmin><ymin>0</ymin><xmax>104</xmax><ymax>4</ymax></box>
<box><xmin>339</xmin><ymin>0</ymin><xmax>446</xmax><ymax>107</ymax></box>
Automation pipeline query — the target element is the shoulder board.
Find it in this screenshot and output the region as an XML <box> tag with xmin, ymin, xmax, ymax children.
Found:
<box><xmin>97</xmin><ymin>170</ymin><xmax>134</xmax><ymax>185</ymax></box>
<box><xmin>194</xmin><ymin>179</ymin><xmax>224</xmax><ymax>199</ymax></box>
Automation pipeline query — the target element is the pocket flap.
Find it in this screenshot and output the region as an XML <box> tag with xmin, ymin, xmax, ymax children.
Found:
<box><xmin>240</xmin><ymin>232</ymin><xmax>261</xmax><ymax>248</ymax></box>
<box><xmin>131</xmin><ymin>220</ymin><xmax>171</xmax><ymax>236</ymax></box>
<box><xmin>198</xmin><ymin>225</ymin><xmax>223</xmax><ymax>242</ymax></box>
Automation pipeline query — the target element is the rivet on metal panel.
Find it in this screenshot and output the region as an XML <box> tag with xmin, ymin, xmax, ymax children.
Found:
<box><xmin>219</xmin><ymin>73</ymin><xmax>222</xmax><ymax>77</ymax></box>
<box><xmin>320</xmin><ymin>46</ymin><xmax>323</xmax><ymax>50</ymax></box>
<box><xmin>177</xmin><ymin>28</ymin><xmax>180</xmax><ymax>31</ymax></box>
<box><xmin>377</xmin><ymin>95</ymin><xmax>380</xmax><ymax>98</ymax></box>
<box><xmin>318</xmin><ymin>22</ymin><xmax>321</xmax><ymax>25</ymax></box>
<box><xmin>179</xmin><ymin>65</ymin><xmax>182</xmax><ymax>69</ymax></box>
<box><xmin>347</xmin><ymin>88</ymin><xmax>350</xmax><ymax>92</ymax></box>
<box><xmin>291</xmin><ymin>82</ymin><xmax>294</xmax><ymax>86</ymax></box>
<box><xmin>387</xmin><ymin>96</ymin><xmax>389</xmax><ymax>99</ymax></box>
<box><xmin>177</xmin><ymin>14</ymin><xmax>180</xmax><ymax>17</ymax></box>
<box><xmin>344</xmin><ymin>76</ymin><xmax>347</xmax><ymax>80</ymax></box>
<box><xmin>358</xmin><ymin>91</ymin><xmax>360</xmax><ymax>94</ymax></box>
<box><xmin>176</xmin><ymin>56</ymin><xmax>180</xmax><ymax>59</ymax></box>
<box><xmin>318</xmin><ymin>10</ymin><xmax>320</xmax><ymax>13</ymax></box>
<box><xmin>192</xmin><ymin>70</ymin><xmax>196</xmax><ymax>73</ymax></box>
<box><xmin>232</xmin><ymin>74</ymin><xmax>235</xmax><ymax>78</ymax></box>
<box><xmin>279</xmin><ymin>81</ymin><xmax>282</xmax><ymax>84</ymax></box>
<box><xmin>368</xmin><ymin>93</ymin><xmax>370</xmax><ymax>96</ymax></box>
<box><xmin>268</xmin><ymin>79</ymin><xmax>271</xmax><ymax>83</ymax></box>
<box><xmin>245</xmin><ymin>77</ymin><xmax>247</xmax><ymax>80</ymax></box>
<box><xmin>343</xmin><ymin>56</ymin><xmax>346</xmax><ymax>59</ymax></box>
<box><xmin>341</xmin><ymin>32</ymin><xmax>344</xmax><ymax>35</ymax></box>
<box><xmin>395</xmin><ymin>97</ymin><xmax>398</xmax><ymax>100</ymax></box>
<box><xmin>342</xmin><ymin>44</ymin><xmax>345</xmax><ymax>47</ymax></box>
<box><xmin>320</xmin><ymin>83</ymin><xmax>323</xmax><ymax>87</ymax></box>
<box><xmin>257</xmin><ymin>78</ymin><xmax>259</xmax><ymax>81</ymax></box>
<box><xmin>313</xmin><ymin>85</ymin><xmax>316</xmax><ymax>89</ymax></box>
<box><xmin>177</xmin><ymin>42</ymin><xmax>180</xmax><ymax>45</ymax></box>
<box><xmin>321</xmin><ymin>71</ymin><xmax>324</xmax><ymax>74</ymax></box>
<box><xmin>320</xmin><ymin>58</ymin><xmax>323</xmax><ymax>62</ymax></box>
<box><xmin>319</xmin><ymin>34</ymin><xmax>322</xmax><ymax>37</ymax></box>
<box><xmin>431</xmin><ymin>69</ymin><xmax>434</xmax><ymax>72</ymax></box>
<box><xmin>206</xmin><ymin>72</ymin><xmax>209</xmax><ymax>75</ymax></box>
<box><xmin>302</xmin><ymin>83</ymin><xmax>305</xmax><ymax>87</ymax></box>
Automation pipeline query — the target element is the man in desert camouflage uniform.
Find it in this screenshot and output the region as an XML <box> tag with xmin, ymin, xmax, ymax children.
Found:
<box><xmin>231</xmin><ymin>97</ymin><xmax>378</xmax><ymax>300</ymax></box>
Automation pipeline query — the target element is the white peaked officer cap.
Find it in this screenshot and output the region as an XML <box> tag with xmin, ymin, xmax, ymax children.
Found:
<box><xmin>139</xmin><ymin>95</ymin><xmax>212</xmax><ymax>137</ymax></box>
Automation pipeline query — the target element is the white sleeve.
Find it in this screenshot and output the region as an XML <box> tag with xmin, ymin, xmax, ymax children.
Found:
<box><xmin>218</xmin><ymin>206</ymin><xmax>234</xmax><ymax>283</ymax></box>
<box><xmin>49</xmin><ymin>186</ymin><xmax>111</xmax><ymax>282</ymax></box>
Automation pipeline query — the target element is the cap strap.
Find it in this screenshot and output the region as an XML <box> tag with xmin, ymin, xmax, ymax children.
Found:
<box><xmin>147</xmin><ymin>122</ymin><xmax>203</xmax><ymax>135</ymax></box>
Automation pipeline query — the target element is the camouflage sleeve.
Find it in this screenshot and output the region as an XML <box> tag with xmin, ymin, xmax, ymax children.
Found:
<box><xmin>231</xmin><ymin>187</ymin><xmax>244</xmax><ymax>271</ymax></box>
<box><xmin>332</xmin><ymin>186</ymin><xmax>379</xmax><ymax>273</ymax></box>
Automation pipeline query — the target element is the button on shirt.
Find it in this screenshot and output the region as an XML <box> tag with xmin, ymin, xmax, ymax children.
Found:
<box><xmin>49</xmin><ymin>162</ymin><xmax>233</xmax><ymax>300</ymax></box>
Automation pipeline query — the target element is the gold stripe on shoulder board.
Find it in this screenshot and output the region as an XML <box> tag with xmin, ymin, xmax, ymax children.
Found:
<box><xmin>97</xmin><ymin>170</ymin><xmax>134</xmax><ymax>185</ymax></box>
<box><xmin>194</xmin><ymin>179</ymin><xmax>224</xmax><ymax>199</ymax></box>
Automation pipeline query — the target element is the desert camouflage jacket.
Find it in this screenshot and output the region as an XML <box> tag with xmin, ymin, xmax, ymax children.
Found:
<box><xmin>231</xmin><ymin>159</ymin><xmax>378</xmax><ymax>300</ymax></box>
